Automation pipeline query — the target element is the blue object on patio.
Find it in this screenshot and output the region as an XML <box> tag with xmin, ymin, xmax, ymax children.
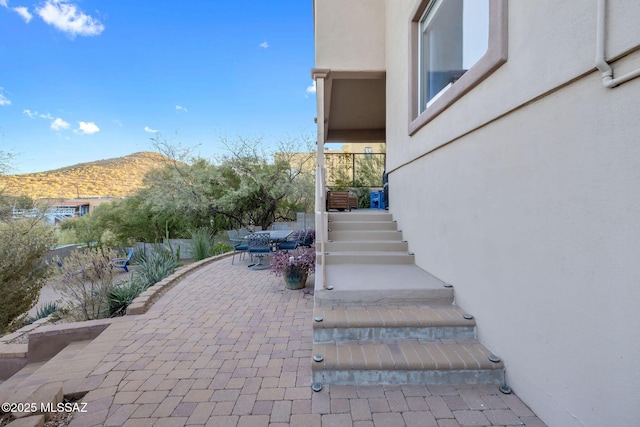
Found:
<box><xmin>277</xmin><ymin>230</ymin><xmax>301</xmax><ymax>252</ymax></box>
<box><xmin>227</xmin><ymin>230</ymin><xmax>248</xmax><ymax>264</ymax></box>
<box><xmin>111</xmin><ymin>247</ymin><xmax>134</xmax><ymax>272</ymax></box>
<box><xmin>247</xmin><ymin>232</ymin><xmax>272</xmax><ymax>270</ymax></box>
<box><xmin>370</xmin><ymin>191</ymin><xmax>385</xmax><ymax>209</ymax></box>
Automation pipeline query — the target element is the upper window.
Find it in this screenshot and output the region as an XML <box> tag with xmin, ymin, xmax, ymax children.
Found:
<box><xmin>419</xmin><ymin>0</ymin><xmax>488</xmax><ymax>112</ymax></box>
<box><xmin>410</xmin><ymin>0</ymin><xmax>508</xmax><ymax>135</ymax></box>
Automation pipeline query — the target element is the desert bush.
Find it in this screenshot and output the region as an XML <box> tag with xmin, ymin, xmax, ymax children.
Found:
<box><xmin>52</xmin><ymin>247</ymin><xmax>119</xmax><ymax>320</ymax></box>
<box><xmin>108</xmin><ymin>280</ymin><xmax>144</xmax><ymax>317</ymax></box>
<box><xmin>132</xmin><ymin>244</ymin><xmax>180</xmax><ymax>289</ymax></box>
<box><xmin>190</xmin><ymin>228</ymin><xmax>213</xmax><ymax>261</ymax></box>
<box><xmin>0</xmin><ymin>219</ymin><xmax>57</xmax><ymax>333</ymax></box>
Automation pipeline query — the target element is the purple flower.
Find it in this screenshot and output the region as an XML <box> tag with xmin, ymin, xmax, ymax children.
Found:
<box><xmin>270</xmin><ymin>247</ymin><xmax>316</xmax><ymax>277</ymax></box>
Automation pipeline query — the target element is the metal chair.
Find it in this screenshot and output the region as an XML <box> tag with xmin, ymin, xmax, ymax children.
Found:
<box><xmin>277</xmin><ymin>230</ymin><xmax>301</xmax><ymax>253</ymax></box>
<box><xmin>247</xmin><ymin>232</ymin><xmax>272</xmax><ymax>270</ymax></box>
<box><xmin>227</xmin><ymin>230</ymin><xmax>248</xmax><ymax>264</ymax></box>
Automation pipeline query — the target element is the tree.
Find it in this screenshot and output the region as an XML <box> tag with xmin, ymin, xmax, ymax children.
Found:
<box><xmin>144</xmin><ymin>135</ymin><xmax>315</xmax><ymax>231</ymax></box>
<box><xmin>0</xmin><ymin>218</ymin><xmax>57</xmax><ymax>332</ymax></box>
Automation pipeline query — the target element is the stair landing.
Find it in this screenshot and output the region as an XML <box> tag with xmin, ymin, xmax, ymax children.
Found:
<box><xmin>315</xmin><ymin>264</ymin><xmax>453</xmax><ymax>307</ymax></box>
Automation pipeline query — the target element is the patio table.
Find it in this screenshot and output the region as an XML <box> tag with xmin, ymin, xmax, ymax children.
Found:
<box><xmin>245</xmin><ymin>230</ymin><xmax>293</xmax><ymax>269</ymax></box>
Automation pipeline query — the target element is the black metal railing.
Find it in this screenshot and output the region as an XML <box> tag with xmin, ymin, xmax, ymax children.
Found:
<box><xmin>324</xmin><ymin>153</ymin><xmax>386</xmax><ymax>188</ymax></box>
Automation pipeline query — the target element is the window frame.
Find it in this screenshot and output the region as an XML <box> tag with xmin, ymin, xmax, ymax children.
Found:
<box><xmin>409</xmin><ymin>0</ymin><xmax>508</xmax><ymax>136</ymax></box>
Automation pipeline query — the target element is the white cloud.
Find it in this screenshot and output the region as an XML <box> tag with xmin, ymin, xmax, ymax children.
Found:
<box><xmin>113</xmin><ymin>119</ymin><xmax>122</xmax><ymax>127</ymax></box>
<box><xmin>144</xmin><ymin>126</ymin><xmax>158</xmax><ymax>133</ymax></box>
<box><xmin>13</xmin><ymin>6</ymin><xmax>32</xmax><ymax>22</ymax></box>
<box><xmin>259</xmin><ymin>41</ymin><xmax>269</xmax><ymax>49</ymax></box>
<box><xmin>175</xmin><ymin>105</ymin><xmax>188</xmax><ymax>112</ymax></box>
<box><xmin>0</xmin><ymin>87</ymin><xmax>10</xmax><ymax>106</ymax></box>
<box><xmin>306</xmin><ymin>81</ymin><xmax>316</xmax><ymax>94</ymax></box>
<box><xmin>0</xmin><ymin>0</ymin><xmax>7</xmax><ymax>8</ymax></box>
<box><xmin>50</xmin><ymin>117</ymin><xmax>69</xmax><ymax>130</ymax></box>
<box><xmin>76</xmin><ymin>121</ymin><xmax>99</xmax><ymax>134</ymax></box>
<box><xmin>23</xmin><ymin>109</ymin><xmax>54</xmax><ymax>119</ymax></box>
<box><xmin>36</xmin><ymin>0</ymin><xmax>104</xmax><ymax>38</ymax></box>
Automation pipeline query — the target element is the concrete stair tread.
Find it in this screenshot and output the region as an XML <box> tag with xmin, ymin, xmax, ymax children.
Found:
<box><xmin>328</xmin><ymin>230</ymin><xmax>404</xmax><ymax>241</ymax></box>
<box><xmin>313</xmin><ymin>305</ymin><xmax>474</xmax><ymax>329</ymax></box>
<box><xmin>326</xmin><ymin>239</ymin><xmax>407</xmax><ymax>243</ymax></box>
<box><xmin>314</xmin><ymin>264</ymin><xmax>453</xmax><ymax>307</ymax></box>
<box><xmin>312</xmin><ymin>340</ymin><xmax>504</xmax><ymax>371</ymax></box>
<box><xmin>323</xmin><ymin>252</ymin><xmax>415</xmax><ymax>265</ymax></box>
<box><xmin>321</xmin><ymin>264</ymin><xmax>449</xmax><ymax>290</ymax></box>
<box><xmin>325</xmin><ymin>250</ymin><xmax>411</xmax><ymax>256</ymax></box>
<box><xmin>328</xmin><ymin>212</ymin><xmax>393</xmax><ymax>222</ymax></box>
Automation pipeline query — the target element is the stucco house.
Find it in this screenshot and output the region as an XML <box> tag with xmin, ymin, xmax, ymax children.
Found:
<box><xmin>311</xmin><ymin>1</ymin><xmax>640</xmax><ymax>426</ymax></box>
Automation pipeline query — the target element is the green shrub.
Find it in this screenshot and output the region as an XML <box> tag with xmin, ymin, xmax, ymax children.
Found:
<box><xmin>56</xmin><ymin>228</ymin><xmax>78</xmax><ymax>245</ymax></box>
<box><xmin>0</xmin><ymin>219</ymin><xmax>57</xmax><ymax>333</ymax></box>
<box><xmin>211</xmin><ymin>241</ymin><xmax>233</xmax><ymax>256</ymax></box>
<box><xmin>132</xmin><ymin>244</ymin><xmax>180</xmax><ymax>289</ymax></box>
<box><xmin>190</xmin><ymin>228</ymin><xmax>213</xmax><ymax>261</ymax></box>
<box><xmin>108</xmin><ymin>280</ymin><xmax>144</xmax><ymax>317</ymax></box>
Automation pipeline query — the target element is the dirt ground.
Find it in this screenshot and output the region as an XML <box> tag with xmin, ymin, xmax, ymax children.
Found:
<box><xmin>27</xmin><ymin>267</ymin><xmax>132</xmax><ymax>317</ymax></box>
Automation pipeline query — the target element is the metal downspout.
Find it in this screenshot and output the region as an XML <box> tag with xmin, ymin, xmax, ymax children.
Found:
<box><xmin>596</xmin><ymin>0</ymin><xmax>640</xmax><ymax>88</ymax></box>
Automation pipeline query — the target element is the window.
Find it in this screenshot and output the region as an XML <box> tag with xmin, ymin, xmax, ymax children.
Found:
<box><xmin>409</xmin><ymin>0</ymin><xmax>508</xmax><ymax>135</ymax></box>
<box><xmin>419</xmin><ymin>0</ymin><xmax>488</xmax><ymax>111</ymax></box>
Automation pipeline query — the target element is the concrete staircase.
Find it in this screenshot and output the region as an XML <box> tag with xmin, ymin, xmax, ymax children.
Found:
<box><xmin>312</xmin><ymin>210</ymin><xmax>505</xmax><ymax>386</ymax></box>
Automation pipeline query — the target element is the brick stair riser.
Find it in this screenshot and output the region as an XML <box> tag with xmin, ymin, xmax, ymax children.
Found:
<box><xmin>312</xmin><ymin>368</ymin><xmax>505</xmax><ymax>386</ymax></box>
<box><xmin>322</xmin><ymin>253</ymin><xmax>415</xmax><ymax>265</ymax></box>
<box><xmin>325</xmin><ymin>241</ymin><xmax>408</xmax><ymax>252</ymax></box>
<box><xmin>328</xmin><ymin>222</ymin><xmax>398</xmax><ymax>231</ymax></box>
<box><xmin>328</xmin><ymin>230</ymin><xmax>404</xmax><ymax>241</ymax></box>
<box><xmin>314</xmin><ymin>326</ymin><xmax>476</xmax><ymax>342</ymax></box>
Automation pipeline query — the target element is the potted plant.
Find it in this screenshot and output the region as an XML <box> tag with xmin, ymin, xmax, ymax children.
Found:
<box><xmin>270</xmin><ymin>247</ymin><xmax>316</xmax><ymax>290</ymax></box>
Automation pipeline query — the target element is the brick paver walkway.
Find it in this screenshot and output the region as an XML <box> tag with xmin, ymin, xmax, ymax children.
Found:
<box><xmin>61</xmin><ymin>257</ymin><xmax>546</xmax><ymax>427</ymax></box>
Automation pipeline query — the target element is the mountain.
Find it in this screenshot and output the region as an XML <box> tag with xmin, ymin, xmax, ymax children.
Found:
<box><xmin>0</xmin><ymin>152</ymin><xmax>170</xmax><ymax>199</ymax></box>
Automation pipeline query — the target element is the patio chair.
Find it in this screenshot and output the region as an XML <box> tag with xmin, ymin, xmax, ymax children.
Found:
<box><xmin>277</xmin><ymin>230</ymin><xmax>301</xmax><ymax>253</ymax></box>
<box><xmin>247</xmin><ymin>232</ymin><xmax>272</xmax><ymax>270</ymax></box>
<box><xmin>299</xmin><ymin>229</ymin><xmax>315</xmax><ymax>248</ymax></box>
<box><xmin>111</xmin><ymin>247</ymin><xmax>134</xmax><ymax>272</ymax></box>
<box><xmin>227</xmin><ymin>230</ymin><xmax>248</xmax><ymax>264</ymax></box>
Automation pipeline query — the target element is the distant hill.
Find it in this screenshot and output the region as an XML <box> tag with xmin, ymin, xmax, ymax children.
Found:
<box><xmin>0</xmin><ymin>152</ymin><xmax>170</xmax><ymax>199</ymax></box>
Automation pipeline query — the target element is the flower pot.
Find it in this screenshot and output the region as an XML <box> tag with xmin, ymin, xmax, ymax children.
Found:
<box><xmin>284</xmin><ymin>270</ymin><xmax>308</xmax><ymax>290</ymax></box>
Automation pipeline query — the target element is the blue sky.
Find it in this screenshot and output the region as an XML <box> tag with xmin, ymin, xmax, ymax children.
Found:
<box><xmin>0</xmin><ymin>0</ymin><xmax>317</xmax><ymax>174</ymax></box>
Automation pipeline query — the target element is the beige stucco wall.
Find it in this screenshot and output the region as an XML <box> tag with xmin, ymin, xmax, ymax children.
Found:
<box><xmin>314</xmin><ymin>0</ymin><xmax>386</xmax><ymax>71</ymax></box>
<box><xmin>385</xmin><ymin>1</ymin><xmax>640</xmax><ymax>426</ymax></box>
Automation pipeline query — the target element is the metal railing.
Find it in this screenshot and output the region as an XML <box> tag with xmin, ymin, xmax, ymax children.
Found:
<box><xmin>324</xmin><ymin>152</ymin><xmax>386</xmax><ymax>188</ymax></box>
<box><xmin>315</xmin><ymin>166</ymin><xmax>327</xmax><ymax>289</ymax></box>
<box><xmin>12</xmin><ymin>207</ymin><xmax>79</xmax><ymax>218</ymax></box>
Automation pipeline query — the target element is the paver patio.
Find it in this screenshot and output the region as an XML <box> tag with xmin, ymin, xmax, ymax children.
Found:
<box><xmin>3</xmin><ymin>256</ymin><xmax>547</xmax><ymax>426</ymax></box>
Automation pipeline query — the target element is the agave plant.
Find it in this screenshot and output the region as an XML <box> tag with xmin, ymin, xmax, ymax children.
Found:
<box><xmin>26</xmin><ymin>301</ymin><xmax>61</xmax><ymax>324</ymax></box>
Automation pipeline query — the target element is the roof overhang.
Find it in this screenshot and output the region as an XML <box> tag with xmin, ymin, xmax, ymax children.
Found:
<box><xmin>312</xmin><ymin>69</ymin><xmax>386</xmax><ymax>143</ymax></box>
